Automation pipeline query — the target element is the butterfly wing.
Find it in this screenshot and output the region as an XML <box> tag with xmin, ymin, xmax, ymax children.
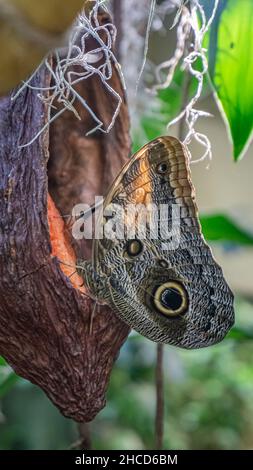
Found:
<box><xmin>92</xmin><ymin>136</ymin><xmax>234</xmax><ymax>348</ymax></box>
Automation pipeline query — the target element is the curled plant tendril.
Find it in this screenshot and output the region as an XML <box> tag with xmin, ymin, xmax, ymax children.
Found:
<box><xmin>12</xmin><ymin>0</ymin><xmax>124</xmax><ymax>148</ymax></box>
<box><xmin>153</xmin><ymin>4</ymin><xmax>191</xmax><ymax>93</ymax></box>
<box><xmin>152</xmin><ymin>0</ymin><xmax>220</xmax><ymax>165</ymax></box>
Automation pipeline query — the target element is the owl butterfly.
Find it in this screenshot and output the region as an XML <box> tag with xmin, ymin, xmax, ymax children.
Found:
<box><xmin>78</xmin><ymin>136</ymin><xmax>234</xmax><ymax>348</ymax></box>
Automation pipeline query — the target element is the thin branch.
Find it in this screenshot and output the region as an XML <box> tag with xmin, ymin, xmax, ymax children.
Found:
<box><xmin>155</xmin><ymin>343</ymin><xmax>164</xmax><ymax>450</ymax></box>
<box><xmin>70</xmin><ymin>422</ymin><xmax>92</xmax><ymax>450</ymax></box>
<box><xmin>112</xmin><ymin>0</ymin><xmax>123</xmax><ymax>61</ymax></box>
<box><xmin>178</xmin><ymin>26</ymin><xmax>194</xmax><ymax>141</ymax></box>
<box><xmin>136</xmin><ymin>0</ymin><xmax>157</xmax><ymax>92</ymax></box>
<box><xmin>78</xmin><ymin>423</ymin><xmax>92</xmax><ymax>450</ymax></box>
<box><xmin>151</xmin><ymin>0</ymin><xmax>219</xmax><ymax>164</ymax></box>
<box><xmin>154</xmin><ymin>54</ymin><xmax>193</xmax><ymax>450</ymax></box>
<box><xmin>178</xmin><ymin>69</ymin><xmax>191</xmax><ymax>141</ymax></box>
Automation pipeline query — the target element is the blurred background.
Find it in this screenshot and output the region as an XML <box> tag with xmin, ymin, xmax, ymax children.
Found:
<box><xmin>1</xmin><ymin>0</ymin><xmax>253</xmax><ymax>450</ymax></box>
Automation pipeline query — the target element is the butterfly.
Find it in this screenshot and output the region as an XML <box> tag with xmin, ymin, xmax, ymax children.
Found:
<box><xmin>77</xmin><ymin>136</ymin><xmax>234</xmax><ymax>348</ymax></box>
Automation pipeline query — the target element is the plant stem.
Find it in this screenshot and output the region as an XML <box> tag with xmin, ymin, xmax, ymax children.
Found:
<box><xmin>78</xmin><ymin>422</ymin><xmax>92</xmax><ymax>450</ymax></box>
<box><xmin>154</xmin><ymin>45</ymin><xmax>192</xmax><ymax>452</ymax></box>
<box><xmin>178</xmin><ymin>70</ymin><xmax>191</xmax><ymax>141</ymax></box>
<box><xmin>112</xmin><ymin>0</ymin><xmax>123</xmax><ymax>61</ymax></box>
<box><xmin>155</xmin><ymin>343</ymin><xmax>164</xmax><ymax>449</ymax></box>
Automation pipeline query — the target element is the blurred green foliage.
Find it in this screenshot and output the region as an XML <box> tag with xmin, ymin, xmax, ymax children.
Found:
<box><xmin>1</xmin><ymin>295</ymin><xmax>253</xmax><ymax>450</ymax></box>
<box><xmin>132</xmin><ymin>65</ymin><xmax>209</xmax><ymax>154</ymax></box>
<box><xmin>0</xmin><ymin>358</ymin><xmax>19</xmax><ymax>399</ymax></box>
<box><xmin>1</xmin><ymin>211</ymin><xmax>253</xmax><ymax>449</ymax></box>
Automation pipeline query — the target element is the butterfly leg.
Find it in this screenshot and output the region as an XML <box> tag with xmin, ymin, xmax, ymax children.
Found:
<box><xmin>77</xmin><ymin>260</ymin><xmax>108</xmax><ymax>303</ymax></box>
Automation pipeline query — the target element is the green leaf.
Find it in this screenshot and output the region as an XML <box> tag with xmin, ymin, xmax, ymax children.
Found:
<box><xmin>0</xmin><ymin>358</ymin><xmax>19</xmax><ymax>397</ymax></box>
<box><xmin>208</xmin><ymin>0</ymin><xmax>253</xmax><ymax>160</ymax></box>
<box><xmin>0</xmin><ymin>373</ymin><xmax>19</xmax><ymax>398</ymax></box>
<box><xmin>0</xmin><ymin>356</ymin><xmax>6</xmax><ymax>366</ymax></box>
<box><xmin>200</xmin><ymin>214</ymin><xmax>253</xmax><ymax>245</ymax></box>
<box><xmin>227</xmin><ymin>326</ymin><xmax>253</xmax><ymax>341</ymax></box>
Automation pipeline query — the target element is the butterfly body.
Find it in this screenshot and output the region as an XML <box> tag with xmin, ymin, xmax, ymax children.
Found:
<box><xmin>78</xmin><ymin>136</ymin><xmax>234</xmax><ymax>349</ymax></box>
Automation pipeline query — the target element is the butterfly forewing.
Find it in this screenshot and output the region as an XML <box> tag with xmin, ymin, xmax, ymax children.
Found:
<box><xmin>89</xmin><ymin>136</ymin><xmax>234</xmax><ymax>349</ymax></box>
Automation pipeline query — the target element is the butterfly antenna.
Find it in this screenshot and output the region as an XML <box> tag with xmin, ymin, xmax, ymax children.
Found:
<box><xmin>52</xmin><ymin>198</ymin><xmax>104</xmax><ymax>223</ymax></box>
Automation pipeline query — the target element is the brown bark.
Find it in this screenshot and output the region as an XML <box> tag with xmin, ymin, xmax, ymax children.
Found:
<box><xmin>0</xmin><ymin>10</ymin><xmax>131</xmax><ymax>422</ymax></box>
